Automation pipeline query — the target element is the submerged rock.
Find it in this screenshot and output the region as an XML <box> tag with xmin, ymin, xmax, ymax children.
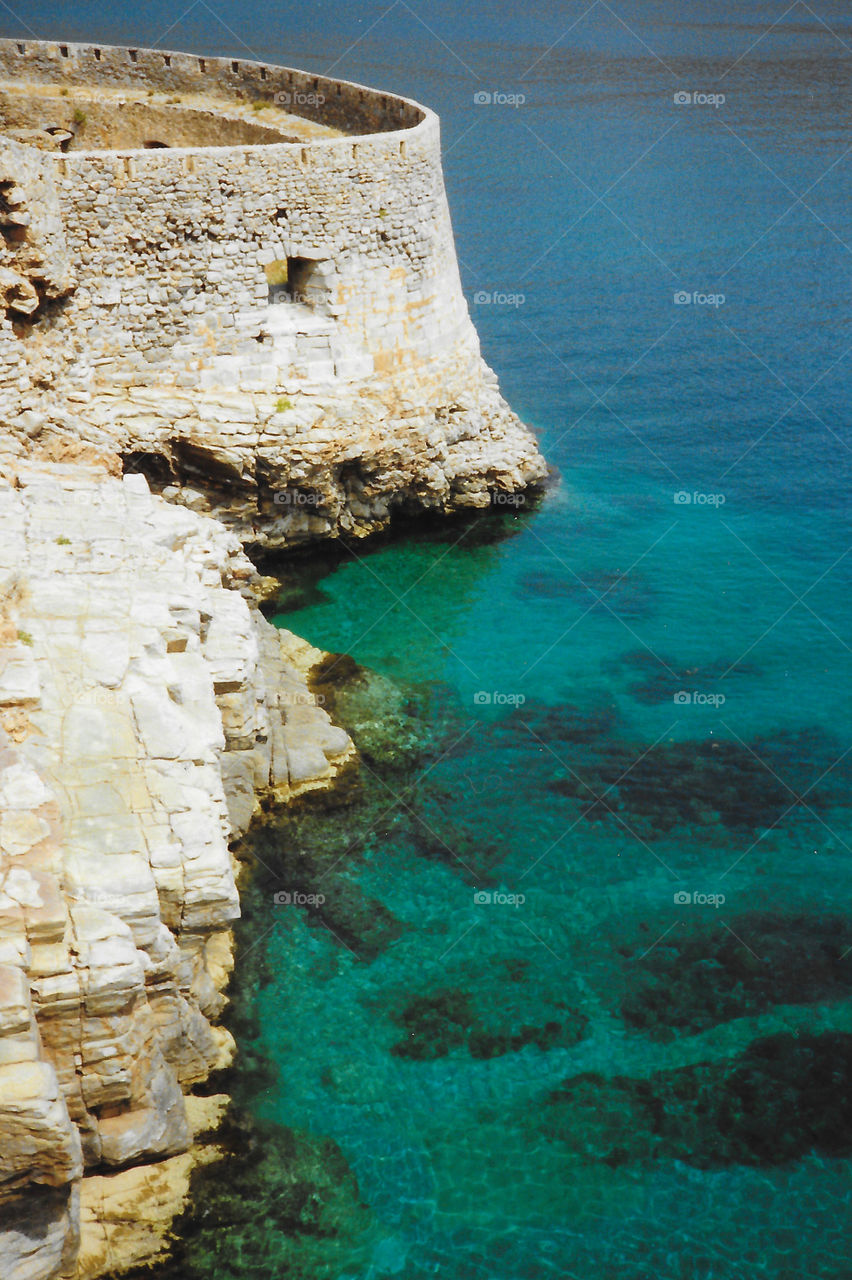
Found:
<box><xmin>389</xmin><ymin>986</ymin><xmax>588</xmax><ymax>1061</ymax></box>
<box><xmin>620</xmin><ymin>912</ymin><xmax>852</xmax><ymax>1039</ymax></box>
<box><xmin>543</xmin><ymin>1031</ymin><xmax>852</xmax><ymax>1169</ymax></box>
<box><xmin>147</xmin><ymin>1108</ymin><xmax>375</xmax><ymax>1280</ymax></box>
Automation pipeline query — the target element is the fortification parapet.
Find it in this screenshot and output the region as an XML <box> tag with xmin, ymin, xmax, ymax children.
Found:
<box><xmin>0</xmin><ymin>40</ymin><xmax>546</xmax><ymax>543</ymax></box>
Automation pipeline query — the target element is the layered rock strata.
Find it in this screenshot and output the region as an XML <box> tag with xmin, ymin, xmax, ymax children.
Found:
<box><xmin>0</xmin><ymin>461</ymin><xmax>352</xmax><ymax>1279</ymax></box>
<box><xmin>0</xmin><ymin>40</ymin><xmax>547</xmax><ymax>1277</ymax></box>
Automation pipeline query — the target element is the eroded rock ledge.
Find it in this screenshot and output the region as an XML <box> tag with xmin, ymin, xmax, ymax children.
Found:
<box><xmin>0</xmin><ymin>461</ymin><xmax>353</xmax><ymax>1280</ymax></box>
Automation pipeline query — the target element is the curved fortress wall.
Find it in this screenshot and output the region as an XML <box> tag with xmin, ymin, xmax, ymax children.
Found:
<box><xmin>0</xmin><ymin>40</ymin><xmax>425</xmax><ymax>134</ymax></box>
<box><xmin>0</xmin><ymin>40</ymin><xmax>475</xmax><ymax>400</ymax></box>
<box><xmin>55</xmin><ymin>121</ymin><xmax>470</xmax><ymax>391</ymax></box>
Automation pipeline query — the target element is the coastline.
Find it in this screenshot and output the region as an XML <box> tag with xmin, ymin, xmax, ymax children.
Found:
<box><xmin>0</xmin><ymin>460</ymin><xmax>360</xmax><ymax>1278</ymax></box>
<box><xmin>0</xmin><ymin>462</ymin><xmax>541</xmax><ymax>1280</ymax></box>
<box><xmin>0</xmin><ymin>38</ymin><xmax>546</xmax><ymax>1278</ymax></box>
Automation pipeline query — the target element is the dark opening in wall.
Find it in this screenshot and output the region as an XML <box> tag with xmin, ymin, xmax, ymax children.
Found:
<box><xmin>143</xmin><ymin>140</ymin><xmax>169</xmax><ymax>148</ymax></box>
<box><xmin>264</xmin><ymin>255</ymin><xmax>329</xmax><ymax>308</ymax></box>
<box><xmin>286</xmin><ymin>257</ymin><xmax>317</xmax><ymax>303</ymax></box>
<box><xmin>128</xmin><ymin>48</ymin><xmax>138</xmax><ymax>63</ymax></box>
<box><xmin>44</xmin><ymin>125</ymin><xmax>73</xmax><ymax>152</ymax></box>
<box><xmin>59</xmin><ymin>45</ymin><xmax>68</xmax><ymax>58</ymax></box>
<box><xmin>231</xmin><ymin>60</ymin><xmax>239</xmax><ymax>73</ymax></box>
<box><xmin>93</xmin><ymin>47</ymin><xmax>102</xmax><ymax>61</ymax></box>
<box><xmin>16</xmin><ymin>42</ymin><xmax>25</xmax><ymax>54</ymax></box>
<box><xmin>162</xmin><ymin>54</ymin><xmax>171</xmax><ymax>67</ymax></box>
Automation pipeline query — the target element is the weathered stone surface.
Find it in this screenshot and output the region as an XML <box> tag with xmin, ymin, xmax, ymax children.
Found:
<box><xmin>0</xmin><ymin>136</ymin><xmax>75</xmax><ymax>324</ymax></box>
<box><xmin>0</xmin><ymin>466</ymin><xmax>353</xmax><ymax>1278</ymax></box>
<box><xmin>0</xmin><ymin>36</ymin><xmax>545</xmax><ymax>1280</ymax></box>
<box><xmin>0</xmin><ymin>40</ymin><xmax>545</xmax><ymax>541</ymax></box>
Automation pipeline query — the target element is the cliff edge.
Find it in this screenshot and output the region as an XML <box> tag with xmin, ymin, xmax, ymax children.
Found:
<box><xmin>0</xmin><ymin>41</ymin><xmax>546</xmax><ymax>1279</ymax></box>
<box><xmin>0</xmin><ymin>460</ymin><xmax>353</xmax><ymax>1279</ymax></box>
<box><xmin>0</xmin><ymin>40</ymin><xmax>546</xmax><ymax>546</ymax></box>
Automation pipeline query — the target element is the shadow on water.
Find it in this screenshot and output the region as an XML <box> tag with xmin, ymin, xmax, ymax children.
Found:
<box><xmin>255</xmin><ymin>502</ymin><xmax>544</xmax><ymax>617</ymax></box>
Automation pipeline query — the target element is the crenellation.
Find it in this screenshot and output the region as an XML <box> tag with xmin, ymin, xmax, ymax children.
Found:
<box><xmin>0</xmin><ymin>39</ymin><xmax>426</xmax><ymax>139</ymax></box>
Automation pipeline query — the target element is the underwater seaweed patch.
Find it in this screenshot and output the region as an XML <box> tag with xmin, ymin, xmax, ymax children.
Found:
<box><xmin>620</xmin><ymin>913</ymin><xmax>852</xmax><ymax>1039</ymax></box>
<box><xmin>388</xmin><ymin>978</ymin><xmax>588</xmax><ymax>1062</ymax></box>
<box><xmin>547</xmin><ymin>735</ymin><xmax>824</xmax><ymax>836</ymax></box>
<box><xmin>544</xmin><ymin>1031</ymin><xmax>852</xmax><ymax>1169</ymax></box>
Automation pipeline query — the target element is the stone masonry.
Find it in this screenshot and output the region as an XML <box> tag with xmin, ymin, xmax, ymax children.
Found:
<box><xmin>0</xmin><ymin>40</ymin><xmax>546</xmax><ymax>545</ymax></box>
<box><xmin>0</xmin><ymin>40</ymin><xmax>547</xmax><ymax>1278</ymax></box>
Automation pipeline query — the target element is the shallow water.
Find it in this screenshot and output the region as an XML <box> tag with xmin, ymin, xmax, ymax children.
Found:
<box><xmin>14</xmin><ymin>0</ymin><xmax>852</xmax><ymax>1274</ymax></box>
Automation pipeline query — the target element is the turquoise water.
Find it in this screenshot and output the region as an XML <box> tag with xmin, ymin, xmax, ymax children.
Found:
<box><xmin>13</xmin><ymin>0</ymin><xmax>852</xmax><ymax>1274</ymax></box>
<box><xmin>249</xmin><ymin>1</ymin><xmax>852</xmax><ymax>1264</ymax></box>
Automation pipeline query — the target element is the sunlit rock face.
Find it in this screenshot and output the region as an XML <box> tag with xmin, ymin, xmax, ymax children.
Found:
<box><xmin>0</xmin><ymin>464</ymin><xmax>352</xmax><ymax>1278</ymax></box>
<box><xmin>0</xmin><ymin>39</ymin><xmax>544</xmax><ymax>1278</ymax></box>
<box><xmin>0</xmin><ymin>40</ymin><xmax>545</xmax><ymax>546</ymax></box>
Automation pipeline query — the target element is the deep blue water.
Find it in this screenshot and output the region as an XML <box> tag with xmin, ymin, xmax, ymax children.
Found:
<box><xmin>12</xmin><ymin>1</ymin><xmax>852</xmax><ymax>1275</ymax></box>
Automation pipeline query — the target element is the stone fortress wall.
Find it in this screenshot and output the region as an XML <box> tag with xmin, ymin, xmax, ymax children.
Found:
<box><xmin>0</xmin><ymin>39</ymin><xmax>470</xmax><ymax>401</ymax></box>
<box><xmin>0</xmin><ymin>40</ymin><xmax>546</xmax><ymax>549</ymax></box>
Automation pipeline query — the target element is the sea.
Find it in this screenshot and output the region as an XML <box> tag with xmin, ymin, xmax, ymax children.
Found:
<box><xmin>10</xmin><ymin>2</ymin><xmax>852</xmax><ymax>1276</ymax></box>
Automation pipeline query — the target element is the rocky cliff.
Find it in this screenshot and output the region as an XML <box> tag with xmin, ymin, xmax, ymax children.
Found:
<box><xmin>0</xmin><ymin>456</ymin><xmax>353</xmax><ymax>1279</ymax></box>
<box><xmin>0</xmin><ymin>41</ymin><xmax>548</xmax><ymax>1278</ymax></box>
<box><xmin>0</xmin><ymin>42</ymin><xmax>547</xmax><ymax>548</ymax></box>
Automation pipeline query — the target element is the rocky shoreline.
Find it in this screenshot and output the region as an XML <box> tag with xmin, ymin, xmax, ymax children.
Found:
<box><xmin>0</xmin><ymin>459</ymin><xmax>357</xmax><ymax>1279</ymax></box>
<box><xmin>0</xmin><ymin>41</ymin><xmax>548</xmax><ymax>1276</ymax></box>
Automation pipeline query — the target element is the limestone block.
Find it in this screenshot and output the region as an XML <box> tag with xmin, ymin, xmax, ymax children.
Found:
<box><xmin>219</xmin><ymin>752</ymin><xmax>258</xmax><ymax>835</ymax></box>
<box><xmin>283</xmin><ymin>724</ymin><xmax>334</xmax><ymax>785</ymax></box>
<box><xmin>0</xmin><ymin>764</ymin><xmax>51</xmax><ymax>812</ymax></box>
<box><xmin>61</xmin><ymin>706</ymin><xmax>140</xmax><ymax>767</ymax></box>
<box><xmin>0</xmin><ymin>646</ymin><xmax>41</xmax><ymax>706</ymax></box>
<box><xmin>0</xmin><ymin>811</ymin><xmax>51</xmax><ymax>859</ymax></box>
<box><xmin>0</xmin><ymin>964</ymin><xmax>31</xmax><ymax>1037</ymax></box>
<box><xmin>0</xmin><ymin>1186</ymin><xmax>77</xmax><ymax>1280</ymax></box>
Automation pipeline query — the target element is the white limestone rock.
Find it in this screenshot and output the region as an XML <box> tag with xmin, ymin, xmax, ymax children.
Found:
<box><xmin>0</xmin><ymin>463</ymin><xmax>354</xmax><ymax>1279</ymax></box>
